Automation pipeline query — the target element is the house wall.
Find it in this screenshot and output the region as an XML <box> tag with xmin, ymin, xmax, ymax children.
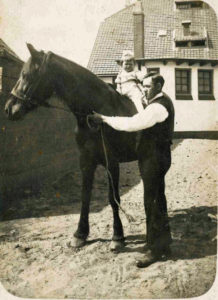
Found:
<box><xmin>143</xmin><ymin>61</ymin><xmax>218</xmax><ymax>132</ymax></box>
<box><xmin>0</xmin><ymin>58</ymin><xmax>23</xmax><ymax>93</ymax></box>
<box><xmin>100</xmin><ymin>76</ymin><xmax>114</xmax><ymax>84</ymax></box>
<box><xmin>100</xmin><ymin>61</ymin><xmax>218</xmax><ymax>132</ymax></box>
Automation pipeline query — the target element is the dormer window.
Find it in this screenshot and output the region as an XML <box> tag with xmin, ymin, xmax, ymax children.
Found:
<box><xmin>191</xmin><ymin>1</ymin><xmax>203</xmax><ymax>8</ymax></box>
<box><xmin>175</xmin><ymin>40</ymin><xmax>206</xmax><ymax>47</ymax></box>
<box><xmin>175</xmin><ymin>0</ymin><xmax>203</xmax><ymax>9</ymax></box>
<box><xmin>176</xmin><ymin>41</ymin><xmax>189</xmax><ymax>47</ymax></box>
<box><xmin>174</xmin><ymin>22</ymin><xmax>207</xmax><ymax>48</ymax></box>
<box><xmin>191</xmin><ymin>40</ymin><xmax>206</xmax><ymax>47</ymax></box>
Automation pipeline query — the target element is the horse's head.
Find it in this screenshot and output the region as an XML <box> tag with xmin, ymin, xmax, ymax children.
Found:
<box><xmin>5</xmin><ymin>43</ymin><xmax>54</xmax><ymax>120</ymax></box>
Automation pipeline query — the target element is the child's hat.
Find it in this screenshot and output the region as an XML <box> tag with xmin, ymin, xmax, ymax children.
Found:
<box><xmin>120</xmin><ymin>50</ymin><xmax>134</xmax><ymax>61</ymax></box>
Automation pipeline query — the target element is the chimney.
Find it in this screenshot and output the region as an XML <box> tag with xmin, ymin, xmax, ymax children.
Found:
<box><xmin>182</xmin><ymin>20</ymin><xmax>191</xmax><ymax>36</ymax></box>
<box><xmin>133</xmin><ymin>0</ymin><xmax>144</xmax><ymax>59</ymax></box>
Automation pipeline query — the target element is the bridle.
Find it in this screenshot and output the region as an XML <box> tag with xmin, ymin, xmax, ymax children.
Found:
<box><xmin>10</xmin><ymin>51</ymin><xmax>53</xmax><ymax>107</ymax></box>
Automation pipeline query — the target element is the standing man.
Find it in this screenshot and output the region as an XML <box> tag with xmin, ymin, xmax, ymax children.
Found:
<box><xmin>91</xmin><ymin>73</ymin><xmax>175</xmax><ymax>268</ymax></box>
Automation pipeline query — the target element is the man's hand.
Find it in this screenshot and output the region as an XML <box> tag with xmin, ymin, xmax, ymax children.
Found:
<box><xmin>88</xmin><ymin>112</ymin><xmax>104</xmax><ymax>125</ymax></box>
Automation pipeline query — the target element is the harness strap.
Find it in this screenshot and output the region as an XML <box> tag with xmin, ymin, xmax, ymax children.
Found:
<box><xmin>100</xmin><ymin>125</ymin><xmax>135</xmax><ymax>223</ymax></box>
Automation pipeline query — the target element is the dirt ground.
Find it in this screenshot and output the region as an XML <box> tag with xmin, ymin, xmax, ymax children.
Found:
<box><xmin>0</xmin><ymin>139</ymin><xmax>217</xmax><ymax>299</ymax></box>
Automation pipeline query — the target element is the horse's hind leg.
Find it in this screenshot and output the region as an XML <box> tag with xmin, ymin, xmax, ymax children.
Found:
<box><xmin>72</xmin><ymin>154</ymin><xmax>97</xmax><ymax>247</ymax></box>
<box><xmin>106</xmin><ymin>161</ymin><xmax>124</xmax><ymax>251</ymax></box>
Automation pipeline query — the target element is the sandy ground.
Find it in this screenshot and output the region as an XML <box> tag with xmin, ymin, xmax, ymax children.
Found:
<box><xmin>0</xmin><ymin>139</ymin><xmax>217</xmax><ymax>299</ymax></box>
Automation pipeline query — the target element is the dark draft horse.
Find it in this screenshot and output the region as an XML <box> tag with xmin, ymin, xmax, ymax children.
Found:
<box><xmin>5</xmin><ymin>44</ymin><xmax>148</xmax><ymax>250</ymax></box>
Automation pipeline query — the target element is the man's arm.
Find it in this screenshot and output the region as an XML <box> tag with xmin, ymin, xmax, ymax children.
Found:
<box><xmin>101</xmin><ymin>103</ymin><xmax>168</xmax><ymax>132</ymax></box>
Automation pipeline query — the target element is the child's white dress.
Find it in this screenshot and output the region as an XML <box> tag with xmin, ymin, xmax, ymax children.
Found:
<box><xmin>115</xmin><ymin>70</ymin><xmax>146</xmax><ymax>112</ymax></box>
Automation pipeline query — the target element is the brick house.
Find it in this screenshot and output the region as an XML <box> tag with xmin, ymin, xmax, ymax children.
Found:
<box><xmin>88</xmin><ymin>0</ymin><xmax>218</xmax><ymax>133</ymax></box>
<box><xmin>0</xmin><ymin>39</ymin><xmax>23</xmax><ymax>94</ymax></box>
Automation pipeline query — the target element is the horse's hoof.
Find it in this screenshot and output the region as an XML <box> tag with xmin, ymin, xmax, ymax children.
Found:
<box><xmin>110</xmin><ymin>240</ymin><xmax>124</xmax><ymax>252</ymax></box>
<box><xmin>67</xmin><ymin>237</ymin><xmax>86</xmax><ymax>248</ymax></box>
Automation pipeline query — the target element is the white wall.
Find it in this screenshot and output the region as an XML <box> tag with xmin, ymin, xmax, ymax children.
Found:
<box><xmin>144</xmin><ymin>61</ymin><xmax>218</xmax><ymax>132</ymax></box>
<box><xmin>101</xmin><ymin>76</ymin><xmax>113</xmax><ymax>84</ymax></box>
<box><xmin>101</xmin><ymin>61</ymin><xmax>218</xmax><ymax>132</ymax></box>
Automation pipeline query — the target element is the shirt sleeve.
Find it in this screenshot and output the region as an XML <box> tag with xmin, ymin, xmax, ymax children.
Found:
<box><xmin>101</xmin><ymin>103</ymin><xmax>169</xmax><ymax>132</ymax></box>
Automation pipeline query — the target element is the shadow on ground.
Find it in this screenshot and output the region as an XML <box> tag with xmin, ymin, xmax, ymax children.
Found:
<box><xmin>119</xmin><ymin>205</ymin><xmax>217</xmax><ymax>259</ymax></box>
<box><xmin>1</xmin><ymin>140</ymin><xmax>183</xmax><ymax>221</ymax></box>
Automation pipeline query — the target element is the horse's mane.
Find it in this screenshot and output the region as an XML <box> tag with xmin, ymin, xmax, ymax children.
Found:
<box><xmin>52</xmin><ymin>53</ymin><xmax>137</xmax><ymax>116</ymax></box>
<box><xmin>54</xmin><ymin>53</ymin><xmax>110</xmax><ymax>89</ymax></box>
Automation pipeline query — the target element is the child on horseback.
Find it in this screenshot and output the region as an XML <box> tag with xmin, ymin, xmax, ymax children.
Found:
<box><xmin>115</xmin><ymin>50</ymin><xmax>147</xmax><ymax>112</ymax></box>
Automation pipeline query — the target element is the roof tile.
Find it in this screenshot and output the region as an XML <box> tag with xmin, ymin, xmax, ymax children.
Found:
<box><xmin>0</xmin><ymin>39</ymin><xmax>22</xmax><ymax>62</ymax></box>
<box><xmin>88</xmin><ymin>0</ymin><xmax>218</xmax><ymax>75</ymax></box>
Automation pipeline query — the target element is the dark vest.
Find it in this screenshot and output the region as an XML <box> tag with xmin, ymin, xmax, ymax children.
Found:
<box><xmin>142</xmin><ymin>93</ymin><xmax>175</xmax><ymax>142</ymax></box>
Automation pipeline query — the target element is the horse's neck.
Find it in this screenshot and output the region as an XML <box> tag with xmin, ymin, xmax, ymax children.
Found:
<box><xmin>50</xmin><ymin>54</ymin><xmax>137</xmax><ymax>117</ymax></box>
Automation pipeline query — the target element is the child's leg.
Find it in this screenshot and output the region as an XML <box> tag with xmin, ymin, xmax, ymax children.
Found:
<box><xmin>128</xmin><ymin>88</ymin><xmax>145</xmax><ymax>112</ymax></box>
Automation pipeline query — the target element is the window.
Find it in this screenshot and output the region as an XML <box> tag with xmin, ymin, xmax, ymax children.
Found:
<box><xmin>175</xmin><ymin>69</ymin><xmax>192</xmax><ymax>100</ymax></box>
<box><xmin>176</xmin><ymin>1</ymin><xmax>203</xmax><ymax>9</ymax></box>
<box><xmin>191</xmin><ymin>40</ymin><xmax>206</xmax><ymax>47</ymax></box>
<box><xmin>176</xmin><ymin>41</ymin><xmax>189</xmax><ymax>47</ymax></box>
<box><xmin>175</xmin><ymin>40</ymin><xmax>206</xmax><ymax>48</ymax></box>
<box><xmin>190</xmin><ymin>1</ymin><xmax>203</xmax><ymax>8</ymax></box>
<box><xmin>176</xmin><ymin>3</ymin><xmax>190</xmax><ymax>9</ymax></box>
<box><xmin>198</xmin><ymin>70</ymin><xmax>214</xmax><ymax>100</ymax></box>
<box><xmin>147</xmin><ymin>68</ymin><xmax>160</xmax><ymax>75</ymax></box>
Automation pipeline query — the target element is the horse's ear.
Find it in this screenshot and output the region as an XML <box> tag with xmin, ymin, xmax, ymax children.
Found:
<box><xmin>26</xmin><ymin>43</ymin><xmax>40</xmax><ymax>59</ymax></box>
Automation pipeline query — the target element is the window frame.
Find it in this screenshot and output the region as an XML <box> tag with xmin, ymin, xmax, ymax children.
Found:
<box><xmin>198</xmin><ymin>69</ymin><xmax>215</xmax><ymax>100</ymax></box>
<box><xmin>175</xmin><ymin>68</ymin><xmax>193</xmax><ymax>100</ymax></box>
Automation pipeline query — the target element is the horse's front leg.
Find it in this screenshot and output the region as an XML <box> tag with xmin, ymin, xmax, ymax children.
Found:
<box><xmin>106</xmin><ymin>161</ymin><xmax>125</xmax><ymax>251</ymax></box>
<box><xmin>72</xmin><ymin>154</ymin><xmax>97</xmax><ymax>247</ymax></box>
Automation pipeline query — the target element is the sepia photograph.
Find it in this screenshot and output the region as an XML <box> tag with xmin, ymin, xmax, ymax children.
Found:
<box><xmin>0</xmin><ymin>0</ymin><xmax>217</xmax><ymax>299</ymax></box>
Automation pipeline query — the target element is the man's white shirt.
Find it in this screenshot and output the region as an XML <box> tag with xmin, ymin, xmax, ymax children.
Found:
<box><xmin>101</xmin><ymin>92</ymin><xmax>169</xmax><ymax>132</ymax></box>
